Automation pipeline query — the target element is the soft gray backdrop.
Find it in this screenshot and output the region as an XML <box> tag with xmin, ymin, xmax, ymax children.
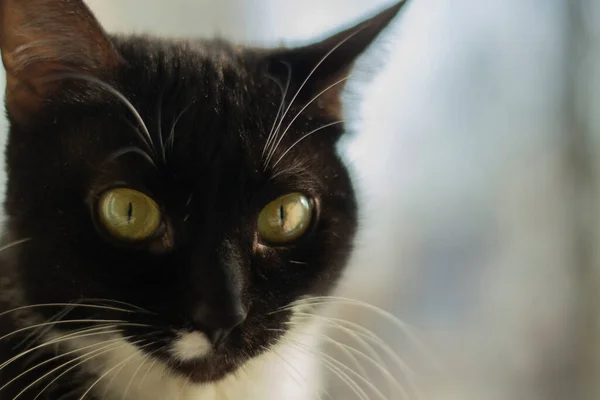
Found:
<box><xmin>1</xmin><ymin>1</ymin><xmax>597</xmax><ymax>399</ymax></box>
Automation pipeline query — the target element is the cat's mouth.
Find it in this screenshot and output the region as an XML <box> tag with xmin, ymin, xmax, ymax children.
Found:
<box><xmin>157</xmin><ymin>328</ymin><xmax>268</xmax><ymax>383</ymax></box>
<box><xmin>120</xmin><ymin>314</ymin><xmax>286</xmax><ymax>383</ymax></box>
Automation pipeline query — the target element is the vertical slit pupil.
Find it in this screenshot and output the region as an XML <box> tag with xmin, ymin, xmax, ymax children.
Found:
<box><xmin>127</xmin><ymin>202</ymin><xmax>133</xmax><ymax>223</ymax></box>
<box><xmin>279</xmin><ymin>205</ymin><xmax>285</xmax><ymax>227</ymax></box>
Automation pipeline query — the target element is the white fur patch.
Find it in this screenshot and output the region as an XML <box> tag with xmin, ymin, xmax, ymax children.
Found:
<box><xmin>170</xmin><ymin>331</ymin><xmax>212</xmax><ymax>361</ymax></box>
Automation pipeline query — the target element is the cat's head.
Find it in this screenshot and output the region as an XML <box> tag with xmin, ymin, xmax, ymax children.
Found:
<box><xmin>0</xmin><ymin>0</ymin><xmax>404</xmax><ymax>382</ymax></box>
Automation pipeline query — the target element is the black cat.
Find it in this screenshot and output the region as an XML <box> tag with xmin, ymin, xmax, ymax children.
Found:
<box><xmin>0</xmin><ymin>0</ymin><xmax>406</xmax><ymax>398</ymax></box>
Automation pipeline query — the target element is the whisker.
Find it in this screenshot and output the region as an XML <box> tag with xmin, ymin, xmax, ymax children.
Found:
<box><xmin>107</xmin><ymin>146</ymin><xmax>157</xmax><ymax>169</ymax></box>
<box><xmin>21</xmin><ymin>324</ymin><xmax>123</xmax><ymax>368</ymax></box>
<box><xmin>287</xmin><ymin>329</ymin><xmax>368</xmax><ymax>399</ymax></box>
<box><xmin>0</xmin><ymin>335</ymin><xmax>127</xmax><ymax>393</ymax></box>
<box><xmin>262</xmin><ymin>61</ymin><xmax>292</xmax><ymax>158</ymax></box>
<box><xmin>31</xmin><ymin>338</ymin><xmax>148</xmax><ymax>400</ymax></box>
<box><xmin>17</xmin><ymin>325</ymin><xmax>119</xmax><ymax>368</ymax></box>
<box><xmin>166</xmin><ymin>101</ymin><xmax>195</xmax><ymax>157</ymax></box>
<box><xmin>48</xmin><ymin>73</ymin><xmax>156</xmax><ymax>156</ymax></box>
<box><xmin>156</xmin><ymin>92</ymin><xmax>167</xmax><ymax>164</ymax></box>
<box><xmin>122</xmin><ymin>348</ymin><xmax>160</xmax><ymax>400</ymax></box>
<box><xmin>14</xmin><ymin>301</ymin><xmax>142</xmax><ymax>350</ymax></box>
<box><xmin>284</xmin><ymin>326</ymin><xmax>410</xmax><ymax>399</ymax></box>
<box><xmin>78</xmin><ymin>341</ymin><xmax>158</xmax><ymax>400</ymax></box>
<box><xmin>266</xmin><ymin>345</ymin><xmax>326</xmax><ymax>400</ymax></box>
<box><xmin>174</xmin><ymin>373</ymin><xmax>192</xmax><ymax>400</ymax></box>
<box><xmin>183</xmin><ymin>193</ymin><xmax>194</xmax><ymax>222</ymax></box>
<box><xmin>0</xmin><ymin>303</ymin><xmax>137</xmax><ymax>320</ymax></box>
<box><xmin>16</xmin><ymin>304</ymin><xmax>79</xmax><ymax>351</ymax></box>
<box><xmin>288</xmin><ymin>341</ymin><xmax>370</xmax><ymax>400</ymax></box>
<box><xmin>120</xmin><ymin>118</ymin><xmax>155</xmax><ymax>156</ymax></box>
<box><xmin>0</xmin><ymin>319</ymin><xmax>127</xmax><ymax>343</ymax></box>
<box><xmin>75</xmin><ymin>298</ymin><xmax>153</xmax><ymax>314</ymax></box>
<box><xmin>283</xmin><ymin>296</ymin><xmax>439</xmax><ymax>367</ymax></box>
<box><xmin>137</xmin><ymin>357</ymin><xmax>158</xmax><ymax>390</ymax></box>
<box><xmin>264</xmin><ymin>76</ymin><xmax>349</xmax><ymax>169</ymax></box>
<box><xmin>0</xmin><ymin>238</ymin><xmax>31</xmax><ymax>253</ymax></box>
<box><xmin>101</xmin><ymin>342</ymin><xmax>142</xmax><ymax>399</ymax></box>
<box><xmin>291</xmin><ymin>337</ymin><xmax>389</xmax><ymax>400</ymax></box>
<box><xmin>271</xmin><ymin>120</ymin><xmax>344</xmax><ymax>171</ymax></box>
<box><xmin>296</xmin><ymin>312</ymin><xmax>418</xmax><ymax>378</ymax></box>
<box><xmin>263</xmin><ymin>24</ymin><xmax>370</xmax><ymax>168</ymax></box>
<box><xmin>315</xmin><ymin>318</ymin><xmax>395</xmax><ymax>398</ymax></box>
<box><xmin>288</xmin><ymin>260</ymin><xmax>308</xmax><ymax>265</ymax></box>
<box><xmin>0</xmin><ymin>324</ymin><xmax>149</xmax><ymax>372</ymax></box>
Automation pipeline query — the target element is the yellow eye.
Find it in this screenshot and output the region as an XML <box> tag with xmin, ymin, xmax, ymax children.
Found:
<box><xmin>258</xmin><ymin>193</ymin><xmax>313</xmax><ymax>244</ymax></box>
<box><xmin>97</xmin><ymin>188</ymin><xmax>161</xmax><ymax>242</ymax></box>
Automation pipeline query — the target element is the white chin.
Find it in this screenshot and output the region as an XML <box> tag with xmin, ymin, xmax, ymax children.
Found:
<box><xmin>170</xmin><ymin>331</ymin><xmax>212</xmax><ymax>361</ymax></box>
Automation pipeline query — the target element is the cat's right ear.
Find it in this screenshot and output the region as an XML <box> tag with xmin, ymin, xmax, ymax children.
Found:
<box><xmin>0</xmin><ymin>0</ymin><xmax>121</xmax><ymax>124</ymax></box>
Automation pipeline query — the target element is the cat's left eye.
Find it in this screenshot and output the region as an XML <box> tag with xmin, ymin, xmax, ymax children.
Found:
<box><xmin>97</xmin><ymin>188</ymin><xmax>162</xmax><ymax>242</ymax></box>
<box><xmin>258</xmin><ymin>193</ymin><xmax>314</xmax><ymax>245</ymax></box>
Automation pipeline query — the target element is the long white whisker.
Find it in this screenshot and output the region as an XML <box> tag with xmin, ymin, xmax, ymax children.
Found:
<box><xmin>263</xmin><ymin>25</ymin><xmax>370</xmax><ymax>170</ymax></box>
<box><xmin>0</xmin><ymin>335</ymin><xmax>126</xmax><ymax>393</ymax></box>
<box><xmin>0</xmin><ymin>319</ymin><xmax>126</xmax><ymax>343</ymax></box>
<box><xmin>174</xmin><ymin>373</ymin><xmax>192</xmax><ymax>400</ymax></box>
<box><xmin>294</xmin><ymin>312</ymin><xmax>417</xmax><ymax>387</ymax></box>
<box><xmin>262</xmin><ymin>62</ymin><xmax>292</xmax><ymax>158</ymax></box>
<box><xmin>292</xmin><ymin>338</ymin><xmax>388</xmax><ymax>400</ymax></box>
<box><xmin>138</xmin><ymin>357</ymin><xmax>158</xmax><ymax>390</ymax></box>
<box><xmin>284</xmin><ymin>326</ymin><xmax>410</xmax><ymax>399</ymax></box>
<box><xmin>0</xmin><ymin>238</ymin><xmax>31</xmax><ymax>253</ymax></box>
<box><xmin>166</xmin><ymin>101</ymin><xmax>194</xmax><ymax>157</ymax></box>
<box><xmin>271</xmin><ymin>120</ymin><xmax>344</xmax><ymax>171</ymax></box>
<box><xmin>284</xmin><ymin>296</ymin><xmax>439</xmax><ymax>367</ymax></box>
<box><xmin>0</xmin><ymin>325</ymin><xmax>146</xmax><ymax>372</ymax></box>
<box><xmin>288</xmin><ymin>341</ymin><xmax>370</xmax><ymax>400</ymax></box>
<box><xmin>107</xmin><ymin>146</ymin><xmax>157</xmax><ymax>169</ymax></box>
<box><xmin>49</xmin><ymin>73</ymin><xmax>156</xmax><ymax>155</ymax></box>
<box><xmin>78</xmin><ymin>341</ymin><xmax>157</xmax><ymax>400</ymax></box>
<box><xmin>295</xmin><ymin>312</ymin><xmax>421</xmax><ymax>398</ymax></box>
<box><xmin>157</xmin><ymin>93</ymin><xmax>167</xmax><ymax>164</ymax></box>
<box><xmin>122</xmin><ymin>349</ymin><xmax>160</xmax><ymax>400</ymax></box>
<box><xmin>320</xmin><ymin>320</ymin><xmax>395</xmax><ymax>398</ymax></box>
<box><xmin>14</xmin><ymin>336</ymin><xmax>138</xmax><ymax>400</ymax></box>
<box><xmin>102</xmin><ymin>341</ymin><xmax>142</xmax><ymax>399</ymax></box>
<box><xmin>31</xmin><ymin>338</ymin><xmax>146</xmax><ymax>400</ymax></box>
<box><xmin>267</xmin><ymin>345</ymin><xmax>326</xmax><ymax>400</ymax></box>
<box><xmin>17</xmin><ymin>304</ymin><xmax>78</xmax><ymax>351</ymax></box>
<box><xmin>14</xmin><ymin>302</ymin><xmax>140</xmax><ymax>351</ymax></box>
<box><xmin>264</xmin><ymin>76</ymin><xmax>350</xmax><ymax>168</ymax></box>
<box><xmin>21</xmin><ymin>326</ymin><xmax>123</xmax><ymax>371</ymax></box>
<box><xmin>286</xmin><ymin>327</ymin><xmax>371</xmax><ymax>396</ymax></box>
<box><xmin>76</xmin><ymin>298</ymin><xmax>152</xmax><ymax>314</ymax></box>
<box><xmin>0</xmin><ymin>303</ymin><xmax>136</xmax><ymax>320</ymax></box>
<box><xmin>12</xmin><ymin>325</ymin><xmax>119</xmax><ymax>370</ymax></box>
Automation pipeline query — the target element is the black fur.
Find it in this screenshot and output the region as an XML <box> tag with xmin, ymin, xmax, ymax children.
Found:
<box><xmin>0</xmin><ymin>0</ymin><xmax>405</xmax><ymax>398</ymax></box>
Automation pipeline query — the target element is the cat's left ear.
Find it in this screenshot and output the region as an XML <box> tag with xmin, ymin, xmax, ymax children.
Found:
<box><xmin>265</xmin><ymin>1</ymin><xmax>407</xmax><ymax>118</ymax></box>
<box><xmin>0</xmin><ymin>0</ymin><xmax>122</xmax><ymax>123</ymax></box>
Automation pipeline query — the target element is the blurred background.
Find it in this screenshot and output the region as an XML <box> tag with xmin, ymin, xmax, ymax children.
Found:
<box><xmin>1</xmin><ymin>0</ymin><xmax>599</xmax><ymax>399</ymax></box>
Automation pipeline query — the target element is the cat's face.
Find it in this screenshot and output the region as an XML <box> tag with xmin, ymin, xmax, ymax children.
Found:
<box><xmin>0</xmin><ymin>0</ymin><xmax>403</xmax><ymax>383</ymax></box>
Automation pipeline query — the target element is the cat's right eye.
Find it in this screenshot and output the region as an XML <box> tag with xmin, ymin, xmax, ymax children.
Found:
<box><xmin>97</xmin><ymin>188</ymin><xmax>162</xmax><ymax>242</ymax></box>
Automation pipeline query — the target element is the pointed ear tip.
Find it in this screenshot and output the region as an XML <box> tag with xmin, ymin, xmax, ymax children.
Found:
<box><xmin>382</xmin><ymin>0</ymin><xmax>411</xmax><ymax>22</ymax></box>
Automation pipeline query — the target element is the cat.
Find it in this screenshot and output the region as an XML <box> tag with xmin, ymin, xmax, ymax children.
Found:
<box><xmin>0</xmin><ymin>0</ymin><xmax>406</xmax><ymax>398</ymax></box>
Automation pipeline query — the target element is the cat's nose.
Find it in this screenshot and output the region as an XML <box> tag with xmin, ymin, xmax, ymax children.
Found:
<box><xmin>191</xmin><ymin>306</ymin><xmax>247</xmax><ymax>347</ymax></box>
